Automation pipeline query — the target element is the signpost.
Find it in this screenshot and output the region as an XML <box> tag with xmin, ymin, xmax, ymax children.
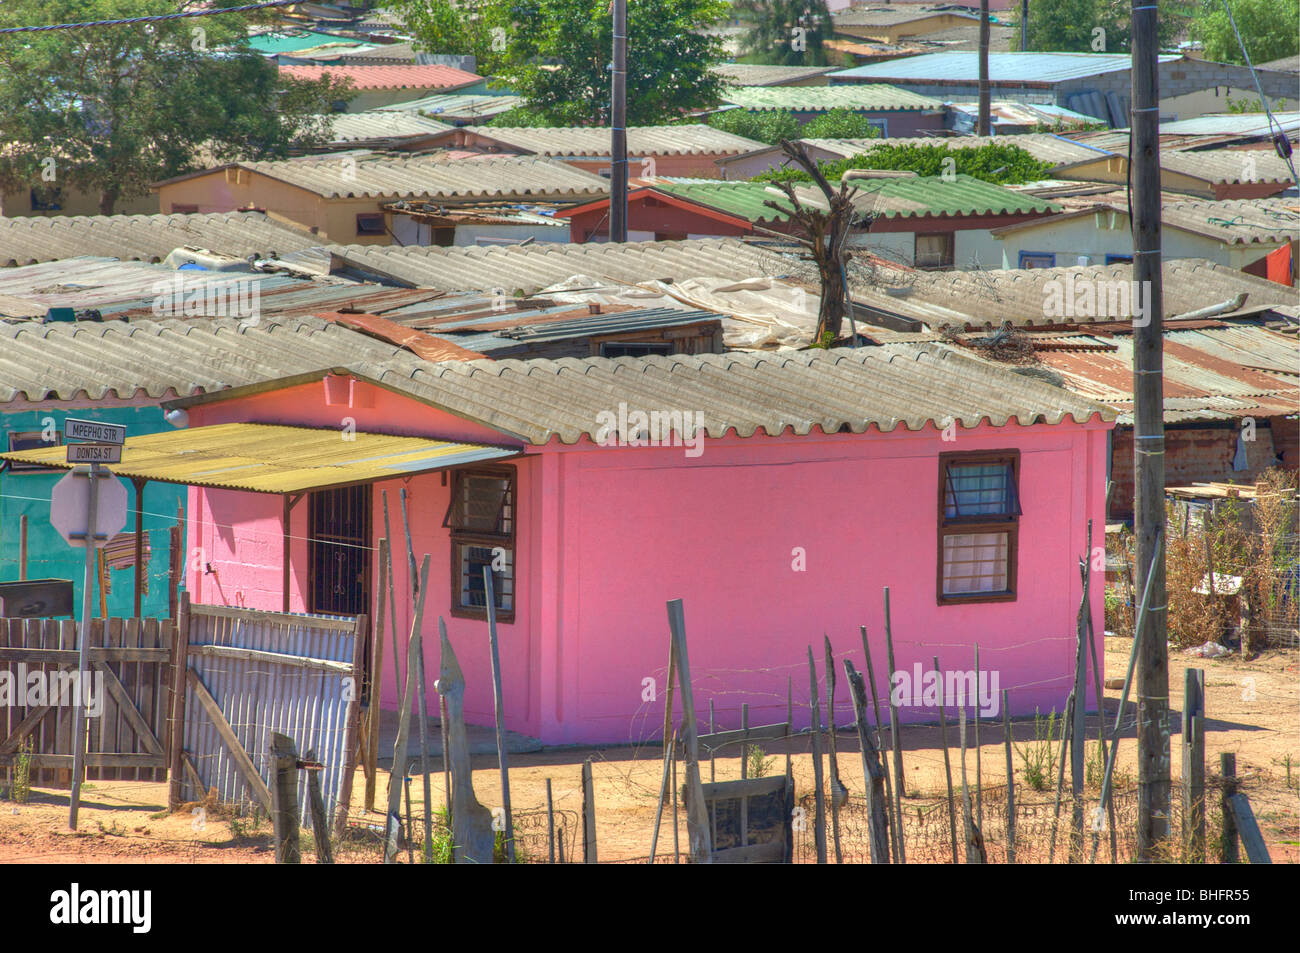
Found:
<box><xmin>50</xmin><ymin>420</ymin><xmax>128</xmax><ymax>828</ymax></box>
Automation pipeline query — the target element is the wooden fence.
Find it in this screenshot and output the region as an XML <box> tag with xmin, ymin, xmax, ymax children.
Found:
<box><xmin>0</xmin><ymin>617</ymin><xmax>173</xmax><ymax>787</ymax></box>
<box><xmin>173</xmin><ymin>599</ymin><xmax>367</xmax><ymax>833</ymax></box>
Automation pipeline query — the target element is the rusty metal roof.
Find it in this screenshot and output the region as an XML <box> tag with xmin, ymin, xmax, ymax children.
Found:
<box><xmin>0</xmin><ymin>422</ymin><xmax>518</xmax><ymax>494</ymax></box>
<box><xmin>1031</xmin><ymin>324</ymin><xmax>1298</xmax><ymax>424</ymax></box>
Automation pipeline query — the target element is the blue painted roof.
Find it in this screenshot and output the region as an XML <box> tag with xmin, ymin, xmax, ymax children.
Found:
<box><xmin>832</xmin><ymin>52</ymin><xmax>1182</xmax><ymax>85</ymax></box>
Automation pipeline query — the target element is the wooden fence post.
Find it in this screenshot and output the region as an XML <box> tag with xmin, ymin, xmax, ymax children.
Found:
<box><xmin>167</xmin><ymin>592</ymin><xmax>191</xmax><ymax>811</ymax></box>
<box><xmin>1002</xmin><ymin>689</ymin><xmax>1015</xmax><ymax>864</ymax></box>
<box><xmin>303</xmin><ymin>749</ymin><xmax>333</xmax><ymax>865</ymax></box>
<box><xmin>844</xmin><ymin>659</ymin><xmax>889</xmax><ymax>863</ymax></box>
<box><xmin>807</xmin><ymin>646</ymin><xmax>828</xmax><ymax>865</ymax></box>
<box><xmin>665</xmin><ymin>599</ymin><xmax>711</xmax><ymax>863</ymax></box>
<box><xmin>1220</xmin><ymin>753</ymin><xmax>1238</xmax><ymax>864</ymax></box>
<box><xmin>934</xmin><ymin>656</ymin><xmax>958</xmax><ymax>864</ymax></box>
<box><xmin>333</xmin><ymin>613</ymin><xmax>368</xmax><ymax>840</ymax></box>
<box><xmin>959</xmin><ymin>706</ymin><xmax>985</xmax><ymax>863</ymax></box>
<box><xmin>545</xmin><ymin>777</ymin><xmax>556</xmax><ymax>864</ymax></box>
<box><xmin>861</xmin><ymin>624</ymin><xmax>900</xmax><ymax>864</ymax></box>
<box><xmin>365</xmin><ymin>538</ymin><xmax>388</xmax><ymax>813</ymax></box>
<box><xmin>1226</xmin><ymin>793</ymin><xmax>1271</xmax><ymax>864</ymax></box>
<box><xmin>582</xmin><ymin>759</ymin><xmax>598</xmax><ymax>864</ymax></box>
<box><xmin>1182</xmin><ymin>667</ymin><xmax>1206</xmax><ymax>863</ymax></box>
<box><xmin>269</xmin><ymin>732</ymin><xmax>301</xmax><ymax>865</ymax></box>
<box><xmin>824</xmin><ymin>635</ymin><xmax>844</xmax><ymax>864</ymax></box>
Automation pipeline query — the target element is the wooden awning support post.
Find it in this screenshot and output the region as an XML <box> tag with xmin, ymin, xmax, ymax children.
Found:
<box><xmin>282</xmin><ymin>493</ymin><xmax>305</xmax><ymax>613</ymax></box>
<box><xmin>131</xmin><ymin>477</ymin><xmax>147</xmax><ymax>618</ymax></box>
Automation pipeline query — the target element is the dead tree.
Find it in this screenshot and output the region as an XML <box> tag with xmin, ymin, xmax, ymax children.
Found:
<box><xmin>763</xmin><ymin>139</ymin><xmax>870</xmax><ymax>344</ymax></box>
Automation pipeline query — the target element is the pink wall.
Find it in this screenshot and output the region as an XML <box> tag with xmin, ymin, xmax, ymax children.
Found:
<box><xmin>182</xmin><ymin>373</ymin><xmax>1111</xmax><ymax>746</ymax></box>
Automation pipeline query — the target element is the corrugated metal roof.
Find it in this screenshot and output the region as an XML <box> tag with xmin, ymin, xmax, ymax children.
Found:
<box><xmin>162</xmin><ymin>154</ymin><xmax>610</xmax><ymax>202</ymax></box>
<box><xmin>317</xmin><ymin>237</ymin><xmax>795</xmax><ymax>292</ymax></box>
<box><xmin>720</xmin><ymin>83</ymin><xmax>943</xmax><ymax>111</ymax></box>
<box><xmin>0</xmin><ymin>212</ymin><xmax>321</xmax><ymax>267</ymax></box>
<box><xmin>1159</xmin><ymin>112</ymin><xmax>1300</xmax><ymax>137</ymax></box>
<box><xmin>834</xmin><ymin>6</ymin><xmax>980</xmax><ymax>26</ymax></box>
<box><xmin>171</xmin><ymin>339</ymin><xmax>1117</xmax><ymax>444</ymax></box>
<box><xmin>375</xmin><ymin>93</ymin><xmax>524</xmax><ymax>120</ymax></box>
<box><xmin>0</xmin><ymin>423</ymin><xmax>518</xmax><ymax>494</ymax></box>
<box><xmin>832</xmin><ymin>52</ymin><xmax>1181</xmax><ymax>84</ymax></box>
<box><xmin>709</xmin><ymin>63</ymin><xmax>836</xmax><ymax>86</ymax></box>
<box><xmin>278</xmin><ymin>64</ymin><xmax>482</xmax><ymax>90</ymax></box>
<box><xmin>344</xmin><ymin>40</ymin><xmax>417</xmax><ymax>63</ymax></box>
<box><xmin>244</xmin><ymin>31</ymin><xmax>361</xmax><ymax>54</ymax></box>
<box><xmin>458</xmin><ymin>124</ymin><xmax>767</xmax><ymax>157</ymax></box>
<box><xmin>849</xmin><ymin>258</ymin><xmax>1297</xmax><ymax>329</ymax></box>
<box><xmin>433</xmin><ymin>306</ymin><xmax>720</xmax><ymax>354</ymax></box>
<box><xmin>320</xmin><ymin>111</ymin><xmax>452</xmax><ymax>144</ymax></box>
<box><xmin>1031</xmin><ymin>325</ymin><xmax>1298</xmax><ymax>424</ymax></box>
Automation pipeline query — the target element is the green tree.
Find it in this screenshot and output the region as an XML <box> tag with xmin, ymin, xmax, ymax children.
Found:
<box><xmin>754</xmin><ymin>142</ymin><xmax>1054</xmax><ymax>185</ymax></box>
<box><xmin>734</xmin><ymin>0</ymin><xmax>835</xmax><ymax>66</ymax></box>
<box><xmin>707</xmin><ymin>108</ymin><xmax>800</xmax><ymax>144</ymax></box>
<box><xmin>401</xmin><ymin>0</ymin><xmax>728</xmax><ymax>125</ymax></box>
<box><xmin>1014</xmin><ymin>0</ymin><xmax>1194</xmax><ymax>53</ymax></box>
<box><xmin>0</xmin><ymin>1</ymin><xmax>349</xmax><ymax>214</ymax></box>
<box><xmin>800</xmin><ymin>108</ymin><xmax>882</xmax><ymax>139</ymax></box>
<box><xmin>1191</xmin><ymin>0</ymin><xmax>1300</xmax><ymax>65</ymax></box>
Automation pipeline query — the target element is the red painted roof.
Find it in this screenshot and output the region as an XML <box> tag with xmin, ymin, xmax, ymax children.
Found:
<box><xmin>279</xmin><ymin>64</ymin><xmax>482</xmax><ymax>90</ymax></box>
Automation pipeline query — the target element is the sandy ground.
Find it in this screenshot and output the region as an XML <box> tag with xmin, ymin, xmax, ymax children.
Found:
<box><xmin>2</xmin><ymin>638</ymin><xmax>1296</xmax><ymax>863</ymax></box>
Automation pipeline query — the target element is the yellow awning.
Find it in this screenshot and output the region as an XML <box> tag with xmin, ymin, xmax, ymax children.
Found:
<box><xmin>0</xmin><ymin>422</ymin><xmax>520</xmax><ymax>494</ymax></box>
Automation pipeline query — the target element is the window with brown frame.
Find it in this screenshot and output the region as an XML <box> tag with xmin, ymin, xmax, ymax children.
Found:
<box><xmin>937</xmin><ymin>451</ymin><xmax>1020</xmax><ymax>604</ymax></box>
<box><xmin>444</xmin><ymin>466</ymin><xmax>516</xmax><ymax>621</ymax></box>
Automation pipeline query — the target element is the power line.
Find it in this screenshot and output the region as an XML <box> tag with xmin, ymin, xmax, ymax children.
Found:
<box><xmin>0</xmin><ymin>0</ymin><xmax>298</xmax><ymax>35</ymax></box>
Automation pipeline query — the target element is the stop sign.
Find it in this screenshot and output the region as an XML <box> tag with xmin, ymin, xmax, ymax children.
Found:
<box><xmin>50</xmin><ymin>467</ymin><xmax>129</xmax><ymax>548</ymax></box>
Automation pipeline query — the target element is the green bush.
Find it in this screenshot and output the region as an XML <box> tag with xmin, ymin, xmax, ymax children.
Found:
<box><xmin>708</xmin><ymin>107</ymin><xmax>800</xmax><ymax>144</ymax></box>
<box><xmin>800</xmin><ymin>108</ymin><xmax>883</xmax><ymax>140</ymax></box>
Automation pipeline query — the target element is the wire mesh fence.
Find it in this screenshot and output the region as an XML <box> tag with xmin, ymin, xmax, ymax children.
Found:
<box><xmin>794</xmin><ymin>785</ymin><xmax>1229</xmax><ymax>864</ymax></box>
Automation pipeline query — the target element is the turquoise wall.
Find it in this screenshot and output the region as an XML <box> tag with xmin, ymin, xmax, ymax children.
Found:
<box><xmin>1</xmin><ymin>405</ymin><xmax>186</xmax><ymax>621</ymax></box>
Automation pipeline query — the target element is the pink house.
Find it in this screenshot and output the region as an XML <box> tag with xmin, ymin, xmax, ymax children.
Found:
<box><xmin>158</xmin><ymin>335</ymin><xmax>1114</xmax><ymax>744</ymax></box>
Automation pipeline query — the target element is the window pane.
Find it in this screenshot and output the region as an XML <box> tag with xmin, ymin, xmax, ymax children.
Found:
<box><xmin>945</xmin><ymin>462</ymin><xmax>1017</xmax><ymax>518</ymax></box>
<box><xmin>459</xmin><ymin>544</ymin><xmax>514</xmax><ymax>612</ymax></box>
<box><xmin>942</xmin><ymin>532</ymin><xmax>1009</xmax><ymax>595</ymax></box>
<box><xmin>452</xmin><ymin>473</ymin><xmax>512</xmax><ymax>534</ymax></box>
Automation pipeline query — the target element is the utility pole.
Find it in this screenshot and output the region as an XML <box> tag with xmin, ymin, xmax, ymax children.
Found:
<box><xmin>978</xmin><ymin>0</ymin><xmax>991</xmax><ymax>135</ymax></box>
<box><xmin>1020</xmin><ymin>0</ymin><xmax>1028</xmax><ymax>51</ymax></box>
<box><xmin>610</xmin><ymin>0</ymin><xmax>628</xmax><ymax>243</ymax></box>
<box><xmin>1130</xmin><ymin>0</ymin><xmax>1169</xmax><ymax>861</ymax></box>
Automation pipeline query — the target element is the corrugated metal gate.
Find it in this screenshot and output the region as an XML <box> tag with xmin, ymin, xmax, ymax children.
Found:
<box><xmin>179</xmin><ymin>603</ymin><xmax>367</xmax><ymax>830</ymax></box>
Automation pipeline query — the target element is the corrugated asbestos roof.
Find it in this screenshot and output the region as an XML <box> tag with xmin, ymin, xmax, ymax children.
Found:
<box><xmin>0</xmin><ymin>212</ymin><xmax>322</xmax><ymax>267</ymax></box>
<box><xmin>165</xmin><ymin>153</ymin><xmax>610</xmax><ymax>201</ymax></box>
<box><xmin>834</xmin><ymin>6</ymin><xmax>980</xmax><ymax>26</ymax></box>
<box><xmin>720</xmin><ymin>84</ymin><xmax>943</xmax><ymax>111</ymax></box>
<box><xmin>0</xmin><ymin>423</ymin><xmax>518</xmax><ymax>494</ymax></box>
<box><xmin>321</xmin><ymin>111</ymin><xmax>452</xmax><ymax>144</ymax></box>
<box><xmin>745</xmin><ymin>133</ymin><xmax>1115</xmax><ymax>168</ymax></box>
<box><xmin>832</xmin><ymin>52</ymin><xmax>1181</xmax><ymax>84</ymax></box>
<box><xmin>375</xmin><ymin>93</ymin><xmax>524</xmax><ymax>120</ymax></box>
<box><xmin>430</xmin><ymin>307</ymin><xmax>720</xmax><ymax>354</ymax></box>
<box><xmin>0</xmin><ymin>314</ymin><xmax>435</xmax><ymax>402</ymax></box>
<box><xmin>849</xmin><ymin>258</ymin><xmax>1297</xmax><ymax>329</ymax></box>
<box><xmin>161</xmin><ymin>337</ymin><xmax>1117</xmax><ymax>444</ymax></box>
<box><xmin>709</xmin><ymin>63</ymin><xmax>836</xmax><ymax>86</ymax></box>
<box><xmin>278</xmin><ymin>64</ymin><xmax>482</xmax><ymax>90</ymax></box>
<box><xmin>1054</xmin><ymin>140</ymin><xmax>1298</xmax><ymax>185</ymax></box>
<box><xmin>317</xmin><ymin>237</ymin><xmax>794</xmax><ymax>292</ymax></box>
<box><xmin>994</xmin><ymin>196</ymin><xmax>1300</xmax><ymax>245</ymax></box>
<box><xmin>458</xmin><ymin>124</ymin><xmax>767</xmax><ymax>157</ymax></box>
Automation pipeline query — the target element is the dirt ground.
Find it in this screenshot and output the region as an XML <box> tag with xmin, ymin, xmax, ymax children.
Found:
<box><xmin>1</xmin><ymin>637</ymin><xmax>1296</xmax><ymax>863</ymax></box>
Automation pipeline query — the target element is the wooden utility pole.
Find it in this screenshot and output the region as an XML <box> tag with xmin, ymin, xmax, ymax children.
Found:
<box><xmin>610</xmin><ymin>0</ymin><xmax>628</xmax><ymax>242</ymax></box>
<box><xmin>1131</xmin><ymin>0</ymin><xmax>1170</xmax><ymax>861</ymax></box>
<box><xmin>978</xmin><ymin>0</ymin><xmax>991</xmax><ymax>135</ymax></box>
<box><xmin>1020</xmin><ymin>0</ymin><xmax>1028</xmax><ymax>50</ymax></box>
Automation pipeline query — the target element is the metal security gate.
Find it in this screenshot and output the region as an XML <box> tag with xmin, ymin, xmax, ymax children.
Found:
<box><xmin>0</xmin><ymin>617</ymin><xmax>173</xmax><ymax>787</ymax></box>
<box><xmin>175</xmin><ymin>601</ymin><xmax>367</xmax><ymax>830</ymax></box>
<box><xmin>308</xmin><ymin>485</ymin><xmax>371</xmax><ymax>617</ymax></box>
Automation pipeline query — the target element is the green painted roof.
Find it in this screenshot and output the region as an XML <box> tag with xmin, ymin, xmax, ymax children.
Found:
<box><xmin>243</xmin><ymin>31</ymin><xmax>366</xmax><ymax>54</ymax></box>
<box><xmin>654</xmin><ymin>181</ymin><xmax>795</xmax><ymax>224</ymax></box>
<box><xmin>656</xmin><ymin>175</ymin><xmax>1058</xmax><ymax>225</ymax></box>
<box><xmin>720</xmin><ymin>84</ymin><xmax>943</xmax><ymax>112</ymax></box>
